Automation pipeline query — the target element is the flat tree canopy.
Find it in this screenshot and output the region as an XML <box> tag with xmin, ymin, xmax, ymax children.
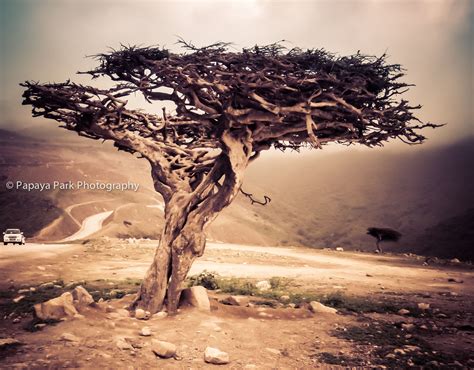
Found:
<box><xmin>21</xmin><ymin>41</ymin><xmax>439</xmax><ymax>314</ymax></box>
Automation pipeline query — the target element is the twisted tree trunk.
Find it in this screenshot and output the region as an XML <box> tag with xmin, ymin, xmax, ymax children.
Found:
<box><xmin>131</xmin><ymin>131</ymin><xmax>250</xmax><ymax>314</ymax></box>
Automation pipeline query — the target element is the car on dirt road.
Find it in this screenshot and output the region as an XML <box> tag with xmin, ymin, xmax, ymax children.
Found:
<box><xmin>3</xmin><ymin>229</ymin><xmax>26</xmax><ymax>245</ymax></box>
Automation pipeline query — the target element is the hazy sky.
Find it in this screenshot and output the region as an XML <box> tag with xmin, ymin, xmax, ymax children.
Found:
<box><xmin>0</xmin><ymin>0</ymin><xmax>472</xmax><ymax>150</ymax></box>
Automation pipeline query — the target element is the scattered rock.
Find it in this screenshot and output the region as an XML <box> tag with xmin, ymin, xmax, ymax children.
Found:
<box><xmin>265</xmin><ymin>347</ymin><xmax>281</xmax><ymax>355</ymax></box>
<box><xmin>401</xmin><ymin>323</ymin><xmax>415</xmax><ymax>331</ymax></box>
<box><xmin>280</xmin><ymin>295</ymin><xmax>290</xmax><ymax>302</ymax></box>
<box><xmin>13</xmin><ymin>295</ymin><xmax>25</xmax><ymax>303</ymax></box>
<box><xmin>0</xmin><ymin>338</ymin><xmax>23</xmax><ymax>349</ymax></box>
<box><xmin>366</xmin><ymin>274</ymin><xmax>373</xmax><ymax>277</ymax></box>
<box><xmin>255</xmin><ymin>280</ymin><xmax>271</xmax><ymax>291</ymax></box>
<box><xmin>60</xmin><ymin>333</ymin><xmax>80</xmax><ymax>342</ymax></box>
<box><xmin>34</xmin><ymin>292</ymin><xmax>78</xmax><ymax>320</ymax></box>
<box><xmin>221</xmin><ymin>295</ymin><xmax>250</xmax><ymax>307</ymax></box>
<box><xmin>204</xmin><ymin>346</ymin><xmax>230</xmax><ymax>365</ymax></box>
<box><xmin>403</xmin><ymin>345</ymin><xmax>420</xmax><ymax>352</ymax></box>
<box><xmin>180</xmin><ymin>286</ymin><xmax>210</xmax><ymax>311</ymax></box>
<box><xmin>448</xmin><ymin>278</ymin><xmax>463</xmax><ymax>283</ymax></box>
<box><xmin>450</xmin><ymin>258</ymin><xmax>461</xmax><ymax>264</ymax></box>
<box><xmin>418</xmin><ymin>303</ymin><xmax>430</xmax><ymax>310</ymax></box>
<box><xmin>398</xmin><ymin>309</ymin><xmax>410</xmax><ymax>315</ymax></box>
<box><xmin>115</xmin><ymin>338</ymin><xmax>133</xmax><ymax>350</ymax></box>
<box><xmin>71</xmin><ymin>286</ymin><xmax>94</xmax><ymax>306</ymax></box>
<box><xmin>39</xmin><ymin>282</ymin><xmax>54</xmax><ymax>289</ymax></box>
<box><xmin>335</xmin><ymin>247</ymin><xmax>344</xmax><ymax>252</ymax></box>
<box><xmin>135</xmin><ymin>309</ymin><xmax>147</xmax><ymax>320</ymax></box>
<box><xmin>139</xmin><ymin>327</ymin><xmax>152</xmax><ymax>336</ymax></box>
<box><xmin>17</xmin><ymin>289</ymin><xmax>30</xmax><ymax>294</ymax></box>
<box><xmin>393</xmin><ymin>348</ymin><xmax>406</xmax><ymax>355</ymax></box>
<box><xmin>288</xmin><ymin>303</ymin><xmax>296</xmax><ymax>309</ymax></box>
<box><xmin>152</xmin><ymin>340</ymin><xmax>177</xmax><ymax>358</ymax></box>
<box><xmin>153</xmin><ymin>311</ymin><xmax>168</xmax><ymax>319</ymax></box>
<box><xmin>309</xmin><ymin>301</ymin><xmax>337</xmax><ymax>314</ymax></box>
<box><xmin>37</xmin><ymin>266</ymin><xmax>46</xmax><ymax>271</ymax></box>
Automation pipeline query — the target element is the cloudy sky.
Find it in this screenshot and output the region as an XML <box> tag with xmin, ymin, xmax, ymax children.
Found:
<box><xmin>0</xmin><ymin>0</ymin><xmax>472</xmax><ymax>149</ymax></box>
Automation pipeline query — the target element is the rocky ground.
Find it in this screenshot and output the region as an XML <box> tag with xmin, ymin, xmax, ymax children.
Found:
<box><xmin>0</xmin><ymin>239</ymin><xmax>473</xmax><ymax>368</ymax></box>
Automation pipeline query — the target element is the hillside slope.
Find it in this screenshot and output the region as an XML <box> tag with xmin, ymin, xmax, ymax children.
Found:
<box><xmin>1</xmin><ymin>128</ymin><xmax>473</xmax><ymax>260</ymax></box>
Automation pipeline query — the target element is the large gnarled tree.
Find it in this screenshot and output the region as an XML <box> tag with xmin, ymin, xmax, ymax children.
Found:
<box><xmin>21</xmin><ymin>41</ymin><xmax>438</xmax><ymax>314</ymax></box>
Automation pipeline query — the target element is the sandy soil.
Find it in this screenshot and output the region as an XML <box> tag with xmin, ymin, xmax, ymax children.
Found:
<box><xmin>0</xmin><ymin>240</ymin><xmax>473</xmax><ymax>368</ymax></box>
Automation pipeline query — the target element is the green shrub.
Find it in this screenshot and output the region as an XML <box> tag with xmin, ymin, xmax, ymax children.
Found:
<box><xmin>187</xmin><ymin>271</ymin><xmax>219</xmax><ymax>290</ymax></box>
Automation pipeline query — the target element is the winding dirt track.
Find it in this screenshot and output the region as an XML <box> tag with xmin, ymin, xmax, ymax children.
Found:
<box><xmin>61</xmin><ymin>210</ymin><xmax>113</xmax><ymax>242</ymax></box>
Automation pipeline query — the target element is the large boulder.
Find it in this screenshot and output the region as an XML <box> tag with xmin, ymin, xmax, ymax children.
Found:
<box><xmin>308</xmin><ymin>301</ymin><xmax>338</xmax><ymax>314</ymax></box>
<box><xmin>180</xmin><ymin>286</ymin><xmax>210</xmax><ymax>311</ymax></box>
<box><xmin>204</xmin><ymin>346</ymin><xmax>230</xmax><ymax>364</ymax></box>
<box><xmin>34</xmin><ymin>292</ymin><xmax>78</xmax><ymax>320</ymax></box>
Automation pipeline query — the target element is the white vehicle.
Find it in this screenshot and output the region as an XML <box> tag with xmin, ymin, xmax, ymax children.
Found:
<box><xmin>3</xmin><ymin>229</ymin><xmax>26</xmax><ymax>245</ymax></box>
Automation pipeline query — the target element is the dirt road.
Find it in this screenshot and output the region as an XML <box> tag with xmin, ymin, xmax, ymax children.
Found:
<box><xmin>1</xmin><ymin>240</ymin><xmax>472</xmax><ymax>298</ymax></box>
<box><xmin>61</xmin><ymin>210</ymin><xmax>113</xmax><ymax>242</ymax></box>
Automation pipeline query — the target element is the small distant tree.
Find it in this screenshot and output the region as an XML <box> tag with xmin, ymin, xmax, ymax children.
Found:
<box><xmin>21</xmin><ymin>41</ymin><xmax>438</xmax><ymax>314</ymax></box>
<box><xmin>367</xmin><ymin>227</ymin><xmax>402</xmax><ymax>253</ymax></box>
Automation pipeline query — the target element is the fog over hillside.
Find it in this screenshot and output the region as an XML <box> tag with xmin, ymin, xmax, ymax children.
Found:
<box><xmin>242</xmin><ymin>138</ymin><xmax>474</xmax><ymax>258</ymax></box>
<box><xmin>1</xmin><ymin>128</ymin><xmax>472</xmax><ymax>260</ymax></box>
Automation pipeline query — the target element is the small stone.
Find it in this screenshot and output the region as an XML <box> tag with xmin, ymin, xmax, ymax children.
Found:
<box><xmin>288</xmin><ymin>303</ymin><xmax>296</xmax><ymax>308</ymax></box>
<box><xmin>418</xmin><ymin>303</ymin><xmax>430</xmax><ymax>310</ymax></box>
<box><xmin>139</xmin><ymin>327</ymin><xmax>152</xmax><ymax>336</ymax></box>
<box><xmin>309</xmin><ymin>301</ymin><xmax>337</xmax><ymax>314</ymax></box>
<box><xmin>13</xmin><ymin>295</ymin><xmax>25</xmax><ymax>303</ymax></box>
<box><xmin>335</xmin><ymin>247</ymin><xmax>344</xmax><ymax>251</ymax></box>
<box><xmin>151</xmin><ymin>340</ymin><xmax>176</xmax><ymax>358</ymax></box>
<box><xmin>401</xmin><ymin>323</ymin><xmax>415</xmax><ymax>331</ymax></box>
<box><xmin>12</xmin><ymin>318</ymin><xmax>20</xmax><ymax>323</ymax></box>
<box><xmin>204</xmin><ymin>346</ymin><xmax>230</xmax><ymax>365</ymax></box>
<box><xmin>37</xmin><ymin>266</ymin><xmax>46</xmax><ymax>271</ymax></box>
<box><xmin>403</xmin><ymin>345</ymin><xmax>420</xmax><ymax>352</ymax></box>
<box><xmin>398</xmin><ymin>309</ymin><xmax>410</xmax><ymax>315</ymax></box>
<box><xmin>280</xmin><ymin>295</ymin><xmax>290</xmax><ymax>302</ymax></box>
<box><xmin>393</xmin><ymin>348</ymin><xmax>406</xmax><ymax>355</ymax></box>
<box><xmin>153</xmin><ymin>311</ymin><xmax>168</xmax><ymax>319</ymax></box>
<box><xmin>447</xmin><ymin>278</ymin><xmax>463</xmax><ymax>283</ymax></box>
<box><xmin>265</xmin><ymin>347</ymin><xmax>281</xmax><ymax>355</ymax></box>
<box><xmin>60</xmin><ymin>333</ymin><xmax>80</xmax><ymax>342</ymax></box>
<box><xmin>450</xmin><ymin>258</ymin><xmax>461</xmax><ymax>264</ymax></box>
<box><xmin>221</xmin><ymin>295</ymin><xmax>250</xmax><ymax>307</ymax></box>
<box><xmin>17</xmin><ymin>289</ymin><xmax>30</xmax><ymax>294</ymax></box>
<box><xmin>135</xmin><ymin>308</ymin><xmax>146</xmax><ymax>320</ymax></box>
<box><xmin>255</xmin><ymin>280</ymin><xmax>271</xmax><ymax>291</ymax></box>
<box><xmin>116</xmin><ymin>338</ymin><xmax>133</xmax><ymax>350</ymax></box>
